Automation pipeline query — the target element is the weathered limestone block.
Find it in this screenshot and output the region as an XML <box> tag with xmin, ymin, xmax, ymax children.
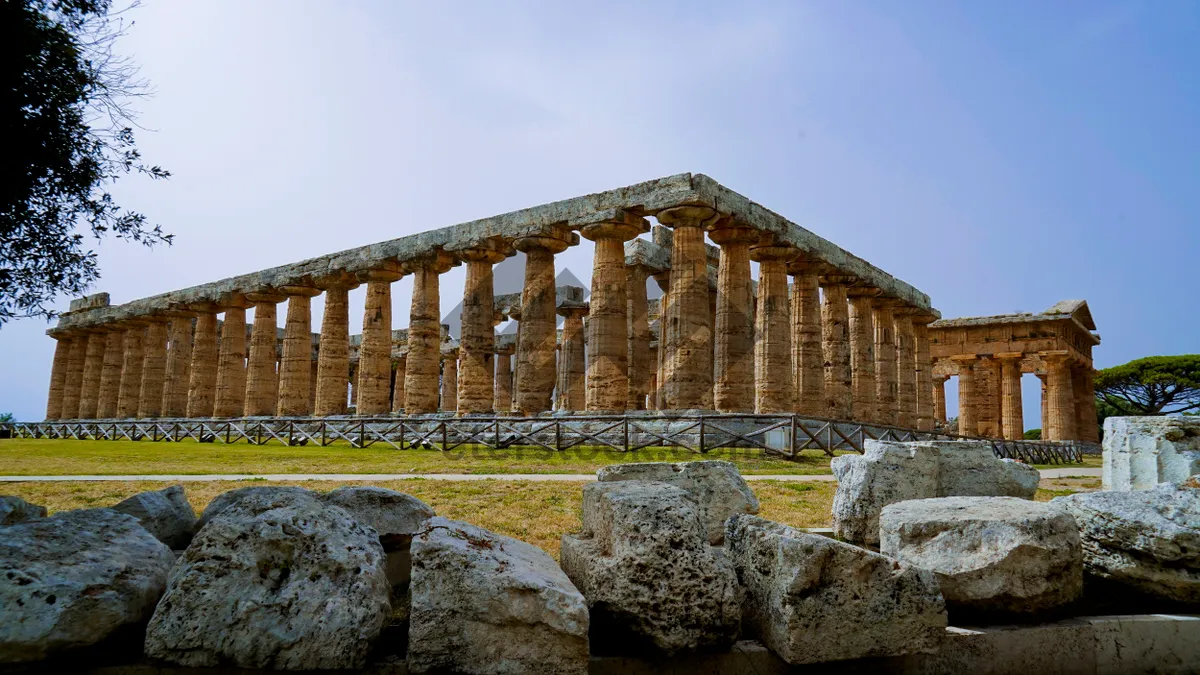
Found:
<box><xmin>1053</xmin><ymin>482</ymin><xmax>1200</xmax><ymax>603</ymax></box>
<box><xmin>408</xmin><ymin>517</ymin><xmax>589</xmax><ymax>675</ymax></box>
<box><xmin>560</xmin><ymin>481</ymin><xmax>740</xmax><ymax>655</ymax></box>
<box><xmin>0</xmin><ymin>509</ymin><xmax>174</xmax><ymax>662</ymax></box>
<box><xmin>596</xmin><ymin>460</ymin><xmax>759</xmax><ymax>545</ymax></box>
<box><xmin>194</xmin><ymin>485</ymin><xmax>315</xmax><ymax>530</ymax></box>
<box><xmin>111</xmin><ymin>484</ymin><xmax>197</xmax><ymax>550</ymax></box>
<box><xmin>0</xmin><ymin>496</ymin><xmax>47</xmax><ymax>526</ymax></box>
<box><xmin>725</xmin><ymin>514</ymin><xmax>946</xmax><ymax>665</ymax></box>
<box><xmin>1103</xmin><ymin>416</ymin><xmax>1200</xmax><ymax>491</ymax></box>
<box><xmin>879</xmin><ymin>496</ymin><xmax>1083</xmax><ymax>613</ymax></box>
<box><xmin>144</xmin><ymin>489</ymin><xmax>391</xmax><ymax>670</ymax></box>
<box><xmin>324</xmin><ymin>486</ymin><xmax>434</xmax><ymax>587</ymax></box>
<box><xmin>832</xmin><ymin>440</ymin><xmax>1039</xmax><ymax>545</ymax></box>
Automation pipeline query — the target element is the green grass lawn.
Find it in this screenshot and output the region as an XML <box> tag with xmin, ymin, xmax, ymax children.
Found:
<box><xmin>0</xmin><ymin>438</ymin><xmax>844</xmax><ymax>476</ymax></box>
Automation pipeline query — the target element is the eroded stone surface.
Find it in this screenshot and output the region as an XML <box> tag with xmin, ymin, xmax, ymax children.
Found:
<box><xmin>111</xmin><ymin>484</ymin><xmax>197</xmax><ymax>549</ymax></box>
<box><xmin>194</xmin><ymin>485</ymin><xmax>316</xmax><ymax>531</ymax></box>
<box><xmin>560</xmin><ymin>481</ymin><xmax>740</xmax><ymax>655</ymax></box>
<box><xmin>725</xmin><ymin>514</ymin><xmax>946</xmax><ymax>664</ymax></box>
<box><xmin>1103</xmin><ymin>416</ymin><xmax>1200</xmax><ymax>491</ymax></box>
<box><xmin>0</xmin><ymin>496</ymin><xmax>46</xmax><ymax>527</ymax></box>
<box><xmin>1053</xmin><ymin>482</ymin><xmax>1200</xmax><ymax>603</ymax></box>
<box><xmin>324</xmin><ymin>486</ymin><xmax>435</xmax><ymax>587</ymax></box>
<box><xmin>0</xmin><ymin>509</ymin><xmax>174</xmax><ymax>663</ymax></box>
<box><xmin>596</xmin><ymin>460</ymin><xmax>759</xmax><ymax>545</ymax></box>
<box><xmin>408</xmin><ymin>517</ymin><xmax>589</xmax><ymax>675</ymax></box>
<box><xmin>144</xmin><ymin>489</ymin><xmax>390</xmax><ymax>670</ymax></box>
<box><xmin>879</xmin><ymin>496</ymin><xmax>1082</xmax><ymax>613</ymax></box>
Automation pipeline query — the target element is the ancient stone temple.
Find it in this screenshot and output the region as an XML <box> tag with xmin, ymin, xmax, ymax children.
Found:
<box><xmin>928</xmin><ymin>300</ymin><xmax>1101</xmax><ymax>443</ymax></box>
<box><xmin>42</xmin><ymin>173</ymin><xmax>959</xmax><ymax>427</ymax></box>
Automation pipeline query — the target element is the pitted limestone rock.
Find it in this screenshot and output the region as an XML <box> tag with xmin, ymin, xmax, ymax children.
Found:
<box><xmin>408</xmin><ymin>517</ymin><xmax>589</xmax><ymax>675</ymax></box>
<box><xmin>1053</xmin><ymin>482</ymin><xmax>1200</xmax><ymax>603</ymax></box>
<box><xmin>1103</xmin><ymin>416</ymin><xmax>1200</xmax><ymax>491</ymax></box>
<box><xmin>144</xmin><ymin>489</ymin><xmax>391</xmax><ymax>670</ymax></box>
<box><xmin>0</xmin><ymin>496</ymin><xmax>46</xmax><ymax>527</ymax></box>
<box><xmin>111</xmin><ymin>484</ymin><xmax>197</xmax><ymax>549</ymax></box>
<box><xmin>725</xmin><ymin>514</ymin><xmax>946</xmax><ymax>664</ymax></box>
<box><xmin>324</xmin><ymin>486</ymin><xmax>435</xmax><ymax>587</ymax></box>
<box><xmin>560</xmin><ymin>481</ymin><xmax>741</xmax><ymax>655</ymax></box>
<box><xmin>879</xmin><ymin>497</ymin><xmax>1083</xmax><ymax>613</ymax></box>
<box><xmin>0</xmin><ymin>508</ymin><xmax>174</xmax><ymax>663</ymax></box>
<box><xmin>832</xmin><ymin>440</ymin><xmax>1040</xmax><ymax>545</ymax></box>
<box><xmin>194</xmin><ymin>485</ymin><xmax>315</xmax><ymax>531</ymax></box>
<box><xmin>596</xmin><ymin>460</ymin><xmax>759</xmax><ymax>545</ymax></box>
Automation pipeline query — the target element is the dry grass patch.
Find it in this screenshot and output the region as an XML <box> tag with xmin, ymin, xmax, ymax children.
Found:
<box><xmin>0</xmin><ymin>478</ymin><xmax>839</xmax><ymax>559</ymax></box>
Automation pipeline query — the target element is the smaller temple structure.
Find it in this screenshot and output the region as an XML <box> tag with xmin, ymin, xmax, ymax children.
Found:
<box><xmin>929</xmin><ymin>300</ymin><xmax>1100</xmax><ymax>443</ymax></box>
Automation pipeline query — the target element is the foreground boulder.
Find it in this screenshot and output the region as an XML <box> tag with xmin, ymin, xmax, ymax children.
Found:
<box><xmin>832</xmin><ymin>440</ymin><xmax>1040</xmax><ymax>545</ymax></box>
<box><xmin>0</xmin><ymin>496</ymin><xmax>46</xmax><ymax>527</ymax></box>
<box><xmin>1054</xmin><ymin>482</ymin><xmax>1200</xmax><ymax>603</ymax></box>
<box><xmin>596</xmin><ymin>460</ymin><xmax>759</xmax><ymax>544</ymax></box>
<box><xmin>193</xmin><ymin>485</ymin><xmax>314</xmax><ymax>530</ymax></box>
<box><xmin>0</xmin><ymin>509</ymin><xmax>174</xmax><ymax>663</ymax></box>
<box><xmin>561</xmin><ymin>481</ymin><xmax>740</xmax><ymax>655</ymax></box>
<box><xmin>324</xmin><ymin>486</ymin><xmax>435</xmax><ymax>588</ymax></box>
<box><xmin>880</xmin><ymin>497</ymin><xmax>1082</xmax><ymax>613</ymax></box>
<box><xmin>1103</xmin><ymin>416</ymin><xmax>1200</xmax><ymax>491</ymax></box>
<box><xmin>144</xmin><ymin>488</ymin><xmax>391</xmax><ymax>670</ymax></box>
<box><xmin>408</xmin><ymin>517</ymin><xmax>589</xmax><ymax>675</ymax></box>
<box><xmin>726</xmin><ymin>514</ymin><xmax>945</xmax><ymax>664</ymax></box>
<box><xmin>111</xmin><ymin>485</ymin><xmax>197</xmax><ymax>549</ymax></box>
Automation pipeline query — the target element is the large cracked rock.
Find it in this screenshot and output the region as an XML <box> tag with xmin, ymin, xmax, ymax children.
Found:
<box><xmin>880</xmin><ymin>496</ymin><xmax>1083</xmax><ymax>613</ymax></box>
<box><xmin>324</xmin><ymin>486</ymin><xmax>435</xmax><ymax>588</ymax></box>
<box><xmin>0</xmin><ymin>508</ymin><xmax>174</xmax><ymax>663</ymax></box>
<box><xmin>725</xmin><ymin>514</ymin><xmax>946</xmax><ymax>664</ymax></box>
<box><xmin>408</xmin><ymin>517</ymin><xmax>589</xmax><ymax>675</ymax></box>
<box><xmin>561</xmin><ymin>481</ymin><xmax>741</xmax><ymax>655</ymax></box>
<box><xmin>0</xmin><ymin>496</ymin><xmax>46</xmax><ymax>527</ymax></box>
<box><xmin>144</xmin><ymin>488</ymin><xmax>391</xmax><ymax>670</ymax></box>
<box><xmin>193</xmin><ymin>485</ymin><xmax>314</xmax><ymax>530</ymax></box>
<box><xmin>596</xmin><ymin>460</ymin><xmax>759</xmax><ymax>544</ymax></box>
<box><xmin>832</xmin><ymin>440</ymin><xmax>1040</xmax><ymax>545</ymax></box>
<box><xmin>1053</xmin><ymin>482</ymin><xmax>1200</xmax><ymax>603</ymax></box>
<box><xmin>111</xmin><ymin>485</ymin><xmax>197</xmax><ymax>549</ymax></box>
<box><xmin>1103</xmin><ymin>416</ymin><xmax>1200</xmax><ymax>491</ymax></box>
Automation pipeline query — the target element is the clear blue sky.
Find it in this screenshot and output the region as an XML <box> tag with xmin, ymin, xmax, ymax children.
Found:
<box><xmin>1</xmin><ymin>0</ymin><xmax>1196</xmax><ymax>424</ymax></box>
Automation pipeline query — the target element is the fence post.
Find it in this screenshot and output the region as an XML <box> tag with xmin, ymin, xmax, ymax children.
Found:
<box><xmin>699</xmin><ymin>416</ymin><xmax>706</xmax><ymax>454</ymax></box>
<box><xmin>789</xmin><ymin>415</ymin><xmax>797</xmax><ymax>458</ymax></box>
<box><xmin>442</xmin><ymin>421</ymin><xmax>448</xmax><ymax>451</ymax></box>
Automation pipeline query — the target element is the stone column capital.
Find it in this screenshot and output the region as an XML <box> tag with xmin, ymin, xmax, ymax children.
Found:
<box><xmin>217</xmin><ymin>293</ymin><xmax>252</xmax><ymax>310</ymax></box>
<box><xmin>950</xmin><ymin>354</ymin><xmax>980</xmax><ymax>366</ymax></box>
<box><xmin>245</xmin><ymin>290</ymin><xmax>288</xmax><ymax>304</ymax></box>
<box><xmin>357</xmin><ymin>260</ymin><xmax>407</xmax><ymax>283</ymax></box>
<box><xmin>579</xmin><ymin>210</ymin><xmax>649</xmax><ymax>242</ymax></box>
<box><xmin>706</xmin><ymin>223</ymin><xmax>759</xmax><ymax>246</ymax></box>
<box><xmin>556</xmin><ymin>301</ymin><xmax>589</xmax><ymax>318</ymax></box>
<box><xmin>278</xmin><ymin>285</ymin><xmax>322</xmax><ymax>298</ymax></box>
<box><xmin>995</xmin><ymin>351</ymin><xmax>1025</xmax><ymax>362</ymax></box>
<box><xmin>452</xmin><ymin>237</ymin><xmax>514</xmax><ymax>264</ymax></box>
<box><xmin>1039</xmin><ymin>350</ymin><xmax>1074</xmax><ymax>365</ymax></box>
<box><xmin>314</xmin><ymin>271</ymin><xmax>361</xmax><ymax>291</ymax></box>
<box><xmin>934</xmin><ymin>374</ymin><xmax>951</xmax><ymax>383</ymax></box>
<box><xmin>655</xmin><ymin>205</ymin><xmax>720</xmax><ymax>229</ymax></box>
<box><xmin>846</xmin><ymin>286</ymin><xmax>883</xmax><ymax>299</ymax></box>
<box><xmin>749</xmin><ymin>244</ymin><xmax>800</xmax><ymax>263</ymax></box>
<box><xmin>818</xmin><ymin>273</ymin><xmax>858</xmax><ymax>286</ymax></box>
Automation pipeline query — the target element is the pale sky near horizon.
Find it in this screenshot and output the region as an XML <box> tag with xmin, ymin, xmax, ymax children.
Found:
<box><xmin>2</xmin><ymin>0</ymin><xmax>1196</xmax><ymax>425</ymax></box>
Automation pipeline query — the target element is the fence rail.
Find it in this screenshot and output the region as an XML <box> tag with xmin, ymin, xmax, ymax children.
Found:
<box><xmin>1</xmin><ymin>414</ymin><xmax>1090</xmax><ymax>464</ymax></box>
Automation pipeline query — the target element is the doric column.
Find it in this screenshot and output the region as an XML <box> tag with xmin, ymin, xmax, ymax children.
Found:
<box><xmin>846</xmin><ymin>289</ymin><xmax>877</xmax><ymax>423</ymax></box>
<box><xmin>558</xmin><ymin>304</ymin><xmax>588</xmax><ymax>411</ymax></box>
<box><xmin>657</xmin><ymin>206</ymin><xmax>717</xmax><ymax>410</ymax></box>
<box><xmin>647</xmin><ymin>372</ymin><xmax>658</xmax><ymax>410</ymax></box>
<box><xmin>626</xmin><ymin>263</ymin><xmax>652</xmax><ymax>410</ymax></box>
<box><xmin>1038</xmin><ymin>374</ymin><xmax>1049</xmax><ymax>434</ymax></box>
<box><xmin>951</xmin><ymin>355</ymin><xmax>979</xmax><ymax>436</ymax></box>
<box><xmin>975</xmin><ymin>355</ymin><xmax>1002</xmax><ymax>438</ymax></box>
<box><xmin>872</xmin><ymin>301</ymin><xmax>898</xmax><ymax>425</ymax></box>
<box><xmin>349</xmin><ymin>364</ymin><xmax>358</xmax><ymax>407</ymax></box>
<box><xmin>652</xmin><ymin>273</ymin><xmax>669</xmax><ymax>411</ymax></box>
<box><xmin>186</xmin><ymin>305</ymin><xmax>220</xmax><ymax>418</ymax></box>
<box><xmin>1042</xmin><ymin>351</ymin><xmax>1077</xmax><ymax>441</ymax></box>
<box><xmin>1075</xmin><ymin>365</ymin><xmax>1099</xmax><ymax>443</ymax></box>
<box><xmin>357</xmin><ymin>263</ymin><xmax>405</xmax><ymax>416</ymax></box>
<box><xmin>116</xmin><ymin>323</ymin><xmax>146</xmax><ymax>418</ymax></box>
<box><xmin>403</xmin><ymin>252</ymin><xmax>453</xmax><ymax>414</ymax></box>
<box><xmin>913</xmin><ymin>318</ymin><xmax>935</xmax><ymax>431</ymax></box>
<box><xmin>933</xmin><ymin>374</ymin><xmax>949</xmax><ymax>424</ymax></box>
<box><xmin>708</xmin><ymin>224</ymin><xmax>757</xmax><ymax>413</ymax></box>
<box><xmin>441</xmin><ymin>349</ymin><xmax>459</xmax><ymax>413</ymax></box>
<box><xmin>494</xmin><ymin>348</ymin><xmax>513</xmax><ymax>413</ymax></box>
<box><xmin>244</xmin><ymin>292</ymin><xmax>285</xmax><ymax>416</ymax></box>
<box><xmin>391</xmin><ymin>354</ymin><xmax>408</xmax><ymax>413</ymax></box>
<box><xmin>581</xmin><ymin>213</ymin><xmax>647</xmax><ymax>412</ymax></box>
<box><xmin>514</xmin><ymin>229</ymin><xmax>572</xmax><ymax>415</ymax></box>
<box><xmin>788</xmin><ymin>259</ymin><xmax>824</xmax><ymax>417</ymax></box>
<box><xmin>309</xmin><ymin>357</ymin><xmax>319</xmax><ymax>412</ymax></box>
<box><xmin>44</xmin><ymin>334</ymin><xmax>72</xmax><ymax>420</ymax></box>
<box><xmin>162</xmin><ymin>313</ymin><xmax>194</xmax><ymax>418</ymax></box>
<box><xmin>138</xmin><ymin>319</ymin><xmax>169</xmax><ymax>418</ymax></box>
<box><xmin>313</xmin><ymin>282</ymin><xmax>354</xmax><ymax>416</ymax></box>
<box><xmin>456</xmin><ymin>244</ymin><xmax>508</xmax><ymax>415</ymax></box>
<box><xmin>96</xmin><ymin>328</ymin><xmax>124</xmax><ymax>419</ymax></box>
<box><xmin>78</xmin><ymin>329</ymin><xmax>107</xmax><ymax>419</ymax></box>
<box><xmin>894</xmin><ymin>311</ymin><xmax>916</xmax><ymax>428</ymax></box>
<box><xmin>276</xmin><ymin>286</ymin><xmax>321</xmax><ymax>416</ymax></box>
<box><xmin>819</xmin><ymin>275</ymin><xmax>853</xmax><ymax>419</ymax></box>
<box><xmin>998</xmin><ymin>352</ymin><xmax>1024</xmax><ymax>441</ymax></box>
<box><xmin>213</xmin><ymin>297</ymin><xmax>249</xmax><ymax>418</ymax></box>
<box><xmin>751</xmin><ymin>243</ymin><xmax>797</xmax><ymax>413</ymax></box>
<box><xmin>60</xmin><ymin>335</ymin><xmax>88</xmax><ymax>419</ymax></box>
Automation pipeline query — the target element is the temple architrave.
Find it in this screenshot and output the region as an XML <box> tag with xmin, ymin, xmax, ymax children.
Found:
<box><xmin>36</xmin><ymin>173</ymin><xmax>1096</xmax><ymax>442</ymax></box>
<box><xmin>928</xmin><ymin>300</ymin><xmax>1101</xmax><ymax>443</ymax></box>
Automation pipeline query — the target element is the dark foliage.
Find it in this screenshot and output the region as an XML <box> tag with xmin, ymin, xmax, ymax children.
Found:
<box><xmin>1095</xmin><ymin>355</ymin><xmax>1200</xmax><ymax>416</ymax></box>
